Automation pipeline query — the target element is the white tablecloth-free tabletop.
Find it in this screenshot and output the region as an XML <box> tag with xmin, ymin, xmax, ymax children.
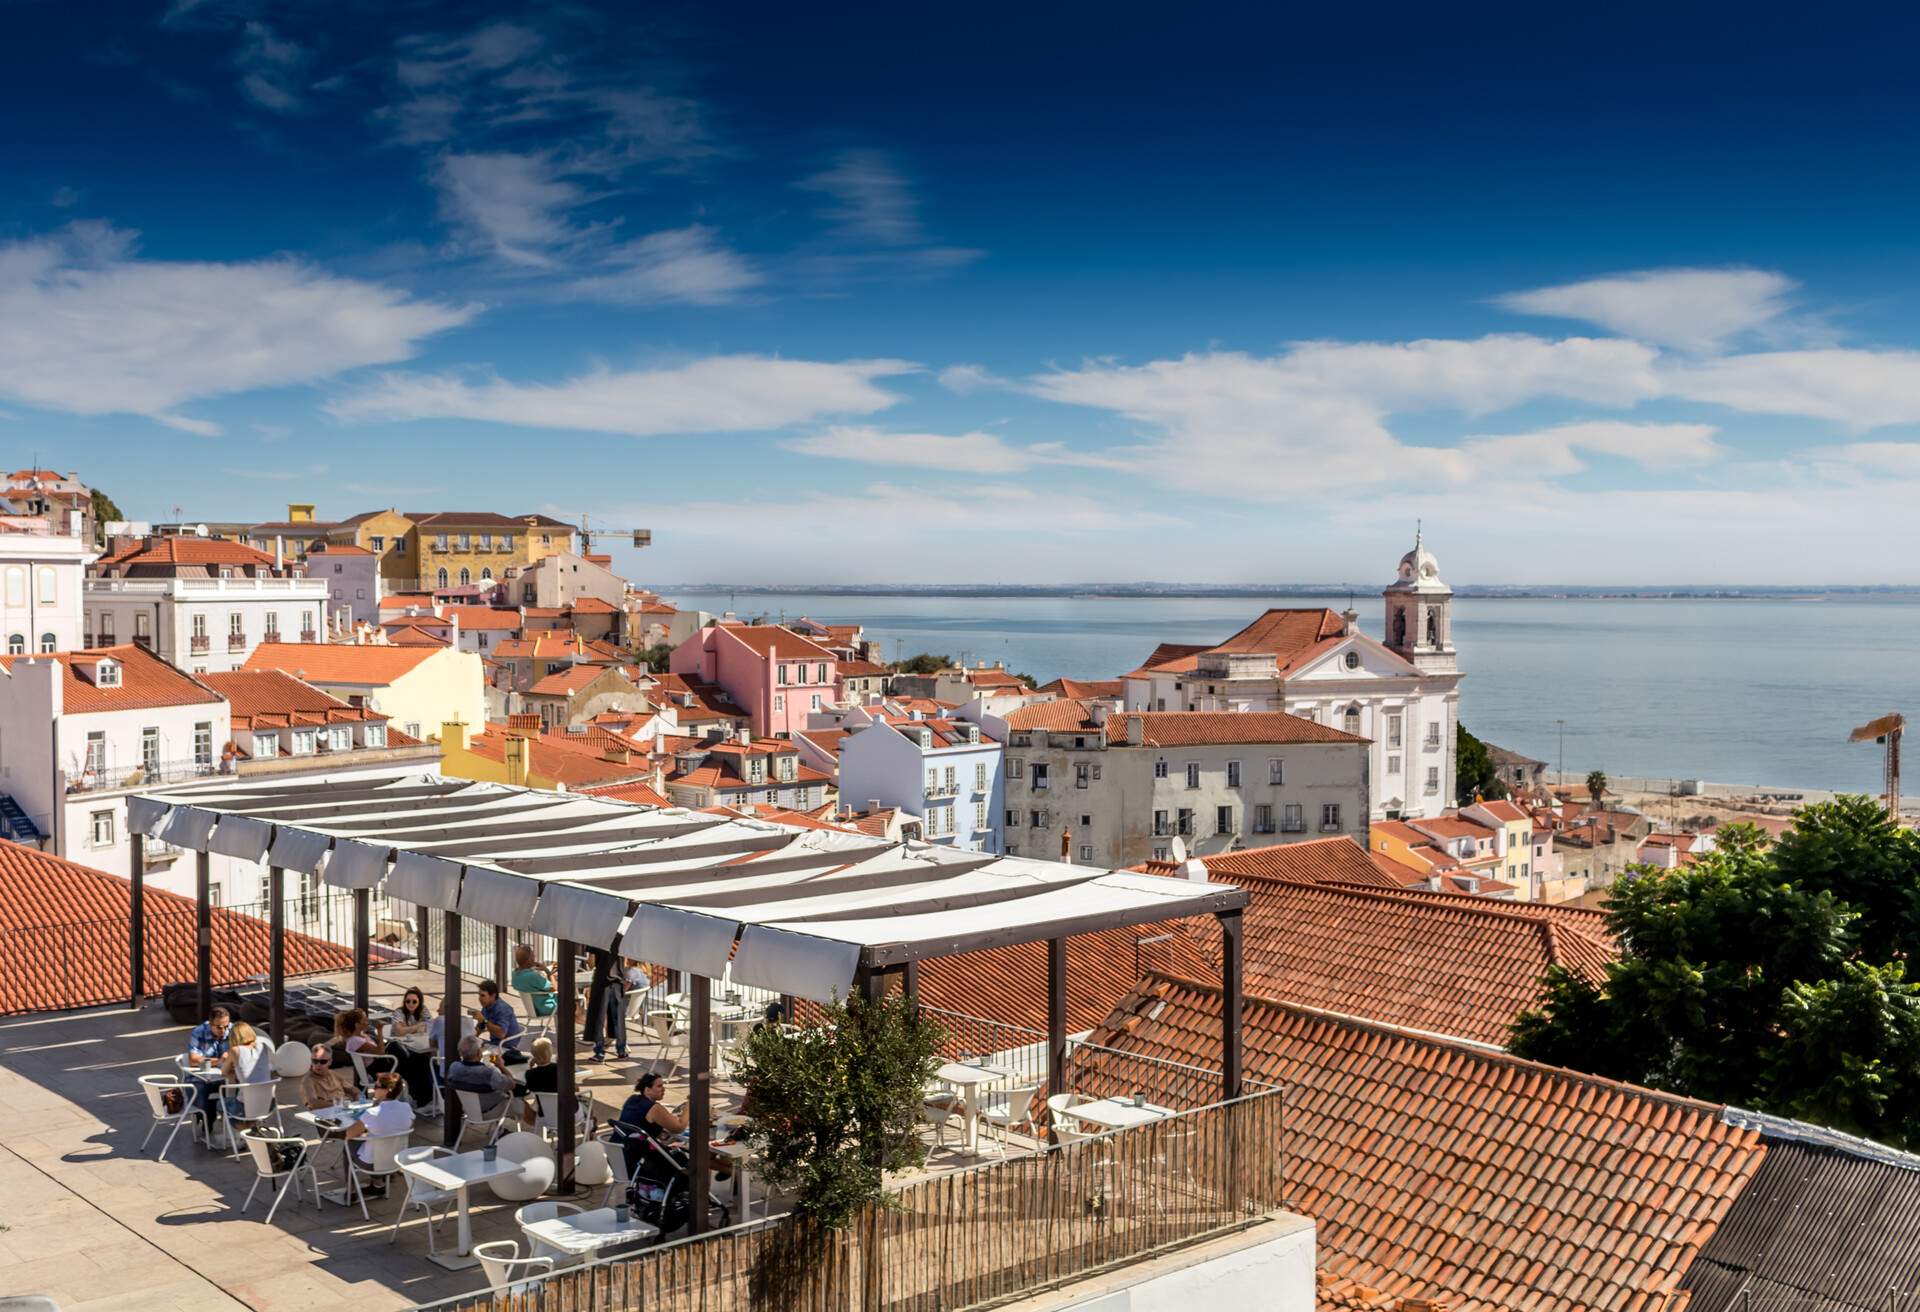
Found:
<box><xmin>1064</xmin><ymin>1098</ymin><xmax>1178</xmax><ymax>1131</ymax></box>
<box><xmin>934</xmin><ymin>1061</ymin><xmax>1012</xmax><ymax>1088</ymax></box>
<box><xmin>523</xmin><ymin>1207</ymin><xmax>660</xmax><ymax>1256</ymax></box>
<box><xmin>399</xmin><ymin>1149</ymin><xmax>528</xmax><ymax>1269</ymax></box>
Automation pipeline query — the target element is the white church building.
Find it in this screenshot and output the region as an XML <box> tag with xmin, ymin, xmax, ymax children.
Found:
<box><xmin>1120</xmin><ymin>534</ymin><xmax>1462</xmax><ymax>819</ymax></box>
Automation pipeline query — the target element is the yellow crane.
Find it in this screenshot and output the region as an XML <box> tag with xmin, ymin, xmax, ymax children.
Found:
<box><xmin>1849</xmin><ymin>712</ymin><xmax>1904</xmax><ymax>818</ymax></box>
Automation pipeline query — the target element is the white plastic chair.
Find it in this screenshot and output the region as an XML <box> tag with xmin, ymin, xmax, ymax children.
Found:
<box><xmin>344</xmin><ymin>1130</ymin><xmax>413</xmax><ymax>1220</ymax></box>
<box><xmin>218</xmin><ymin>1078</ymin><xmax>287</xmax><ymax>1156</ymax></box>
<box><xmin>488</xmin><ymin>1131</ymin><xmax>558</xmax><ymax>1203</ymax></box>
<box><xmin>646</xmin><ymin>1010</ymin><xmax>686</xmax><ymax>1074</ymax></box>
<box><xmin>977</xmin><ymin>1083</ymin><xmax>1042</xmax><ymax>1156</ymax></box>
<box><xmin>515</xmin><ymin>1200</ymin><xmax>584</xmax><ymax>1262</ymax></box>
<box><xmin>388</xmin><ymin>1145</ymin><xmax>458</xmax><ymax>1253</ymax></box>
<box><xmin>533</xmin><ymin>1090</ymin><xmax>594</xmax><ymax>1142</ymax></box>
<box><xmin>920</xmin><ymin>1091</ymin><xmax>963</xmax><ymax>1153</ymax></box>
<box><xmin>240</xmin><ymin>1132</ymin><xmax>319</xmax><ymax>1225</ymax></box>
<box><xmin>348</xmin><ymin>1047</ymin><xmax>397</xmax><ymax>1089</ymax></box>
<box><xmin>455</xmin><ymin>1088</ymin><xmax>514</xmax><ymax>1148</ymax></box>
<box><xmin>138</xmin><ymin>1075</ymin><xmax>199</xmax><ymax>1162</ymax></box>
<box><xmin>514</xmin><ymin>989</ymin><xmax>555</xmax><ymax>1043</ymax></box>
<box><xmin>474</xmin><ymin>1240</ymin><xmax>555</xmax><ymax>1295</ymax></box>
<box><xmin>599</xmin><ymin>1135</ymin><xmax>638</xmax><ymax>1206</ymax></box>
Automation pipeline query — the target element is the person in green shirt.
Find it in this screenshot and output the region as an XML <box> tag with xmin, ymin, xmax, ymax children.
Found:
<box><xmin>510</xmin><ymin>945</ymin><xmax>557</xmax><ymax>1019</ymax></box>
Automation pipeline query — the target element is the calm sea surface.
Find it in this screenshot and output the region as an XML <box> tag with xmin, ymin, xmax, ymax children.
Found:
<box><xmin>670</xmin><ymin>591</ymin><xmax>1920</xmax><ymax>794</ymax></box>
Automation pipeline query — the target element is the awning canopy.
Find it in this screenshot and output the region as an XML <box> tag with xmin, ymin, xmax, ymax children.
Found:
<box><xmin>133</xmin><ymin>774</ymin><xmax>1247</xmax><ymax>1003</ymax></box>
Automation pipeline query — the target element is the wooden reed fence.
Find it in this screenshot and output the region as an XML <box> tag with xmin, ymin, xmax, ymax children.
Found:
<box><xmin>418</xmin><ymin>1087</ymin><xmax>1285</xmax><ymax>1312</ymax></box>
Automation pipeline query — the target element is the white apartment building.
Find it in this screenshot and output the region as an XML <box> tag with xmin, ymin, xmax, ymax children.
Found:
<box><xmin>85</xmin><ymin>537</ymin><xmax>329</xmax><ymax>675</ymax></box>
<box><xmin>0</xmin><ymin>524</ymin><xmax>91</xmax><ymax>654</ymax></box>
<box><xmin>0</xmin><ymin>644</ymin><xmax>435</xmax><ymax>902</ymax></box>
<box><xmin>974</xmin><ymin>702</ymin><xmax>1370</xmax><ymax>869</ymax></box>
<box><xmin>837</xmin><ymin>713</ymin><xmax>1005</xmax><ymax>853</ymax></box>
<box><xmin>1121</xmin><ymin>534</ymin><xmax>1461</xmax><ymax>820</ymax></box>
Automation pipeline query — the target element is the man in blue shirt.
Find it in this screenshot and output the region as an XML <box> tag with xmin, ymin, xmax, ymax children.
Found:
<box><xmin>185</xmin><ymin>1006</ymin><xmax>232</xmax><ymax>1068</ymax></box>
<box><xmin>470</xmin><ymin>980</ymin><xmax>528</xmax><ymax>1066</ymax></box>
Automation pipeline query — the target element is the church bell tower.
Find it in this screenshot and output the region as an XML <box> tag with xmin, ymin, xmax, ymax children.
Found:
<box><xmin>1383</xmin><ymin>527</ymin><xmax>1457</xmax><ymax>675</ymax></box>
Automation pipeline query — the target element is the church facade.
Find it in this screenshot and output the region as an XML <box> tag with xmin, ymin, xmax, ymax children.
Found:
<box><xmin>1120</xmin><ymin>534</ymin><xmax>1462</xmax><ymax>819</ymax></box>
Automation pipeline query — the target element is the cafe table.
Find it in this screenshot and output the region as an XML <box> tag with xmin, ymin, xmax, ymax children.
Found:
<box><xmin>521</xmin><ymin>1206</ymin><xmax>660</xmax><ymax>1260</ymax></box>
<box><xmin>1063</xmin><ymin>1097</ymin><xmax>1178</xmax><ymax>1132</ymax></box>
<box><xmin>933</xmin><ymin>1060</ymin><xmax>1013</xmax><ymax>1151</ymax></box>
<box><xmin>294</xmin><ymin>1102</ymin><xmax>374</xmax><ymax>1204</ymax></box>
<box><xmin>397</xmin><ymin>1147</ymin><xmax>527</xmax><ymax>1269</ymax></box>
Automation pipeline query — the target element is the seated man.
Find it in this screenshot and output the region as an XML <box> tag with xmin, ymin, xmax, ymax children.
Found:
<box><xmin>470</xmin><ymin>979</ymin><xmax>528</xmax><ymax>1065</ymax></box>
<box><xmin>444</xmin><ymin>1033</ymin><xmax>523</xmax><ymax>1120</ymax></box>
<box><xmin>183</xmin><ymin>1005</ymin><xmax>232</xmax><ymax>1128</ymax></box>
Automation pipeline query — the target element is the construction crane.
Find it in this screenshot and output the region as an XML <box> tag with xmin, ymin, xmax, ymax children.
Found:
<box><xmin>574</xmin><ymin>512</ymin><xmax>652</xmax><ymax>556</ymax></box>
<box><xmin>1849</xmin><ymin>712</ymin><xmax>1904</xmax><ymax>818</ymax></box>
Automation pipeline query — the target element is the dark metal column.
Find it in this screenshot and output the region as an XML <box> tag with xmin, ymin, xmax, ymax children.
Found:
<box><xmin>556</xmin><ymin>941</ymin><xmax>577</xmax><ymax>1193</ymax></box>
<box><xmin>195</xmin><ymin>848</ymin><xmax>212</xmax><ymax>1021</ymax></box>
<box><xmin>1218</xmin><ymin>909</ymin><xmax>1243</xmax><ymax>1100</ymax></box>
<box><xmin>688</xmin><ymin>974</ymin><xmax>712</xmax><ymax>1233</ymax></box>
<box><xmin>493</xmin><ymin>924</ymin><xmax>509</xmax><ymax>987</ymax></box>
<box><xmin>1046</xmin><ymin>937</ymin><xmax>1067</xmax><ymax>1142</ymax></box>
<box><xmin>441</xmin><ymin>909</ymin><xmax>464</xmax><ymax>1149</ymax></box>
<box><xmin>417</xmin><ymin>907</ymin><xmax>431</xmax><ymax>970</ymax></box>
<box><xmin>268</xmin><ymin>865</ymin><xmax>286</xmax><ymax>1044</ymax></box>
<box><xmin>128</xmin><ymin>832</ymin><xmax>146</xmax><ymax>1009</ymax></box>
<box><xmin>353</xmin><ymin>889</ymin><xmax>371</xmax><ymax>1011</ymax></box>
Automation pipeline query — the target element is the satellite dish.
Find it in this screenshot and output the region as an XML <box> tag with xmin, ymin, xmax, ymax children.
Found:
<box><xmin>1169</xmin><ymin>836</ymin><xmax>1188</xmax><ymax>863</ymax></box>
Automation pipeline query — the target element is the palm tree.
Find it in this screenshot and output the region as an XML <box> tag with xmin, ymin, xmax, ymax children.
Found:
<box><xmin>1586</xmin><ymin>769</ymin><xmax>1608</xmax><ymax>808</ymax></box>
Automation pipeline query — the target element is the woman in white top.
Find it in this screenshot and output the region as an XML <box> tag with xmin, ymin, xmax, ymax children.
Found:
<box><xmin>220</xmin><ymin>1020</ymin><xmax>276</xmax><ymax>1085</ymax></box>
<box><xmin>343</xmin><ymin>1073</ymin><xmax>414</xmax><ymax>1193</ymax></box>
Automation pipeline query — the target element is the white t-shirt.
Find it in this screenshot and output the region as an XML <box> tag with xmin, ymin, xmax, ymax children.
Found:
<box><xmin>232</xmin><ymin>1037</ymin><xmax>276</xmax><ymax>1084</ymax></box>
<box><xmin>356</xmin><ymin>1098</ymin><xmax>415</xmax><ymax>1163</ymax></box>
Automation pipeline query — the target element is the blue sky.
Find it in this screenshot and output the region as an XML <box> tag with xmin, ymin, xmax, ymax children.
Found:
<box><xmin>7</xmin><ymin>3</ymin><xmax>1920</xmax><ymax>585</ymax></box>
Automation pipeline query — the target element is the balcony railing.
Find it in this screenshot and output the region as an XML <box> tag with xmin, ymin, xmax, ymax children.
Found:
<box><xmin>189</xmin><ymin>635</ymin><xmax>210</xmax><ymax>653</ymax></box>
<box><xmin>227</xmin><ymin>632</ymin><xmax>247</xmax><ymax>650</ymax></box>
<box><xmin>299</xmin><ymin>629</ymin><xmax>316</xmax><ymax>642</ymax></box>
<box><xmin>925</xmin><ymin>782</ymin><xmax>959</xmax><ymax>799</ymax></box>
<box><xmin>1280</xmin><ymin>819</ymin><xmax>1306</xmax><ymax>833</ymax></box>
<box><xmin>67</xmin><ymin>758</ymin><xmax>223</xmax><ymax>795</ymax></box>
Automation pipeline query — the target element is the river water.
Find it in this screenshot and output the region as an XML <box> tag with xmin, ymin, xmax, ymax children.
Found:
<box><xmin>669</xmin><ymin>591</ymin><xmax>1920</xmax><ymax>795</ymax></box>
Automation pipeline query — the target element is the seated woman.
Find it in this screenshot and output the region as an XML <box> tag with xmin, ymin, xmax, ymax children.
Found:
<box><xmin>510</xmin><ymin>945</ymin><xmax>557</xmax><ymax>1021</ymax></box>
<box><xmin>218</xmin><ymin>1020</ymin><xmax>276</xmax><ymax>1109</ymax></box>
<box><xmin>518</xmin><ymin>1036</ymin><xmax>558</xmax><ymax>1126</ymax></box>
<box><xmin>300</xmin><ymin>1044</ymin><xmax>358</xmax><ymax>1109</ymax></box>
<box><xmin>613</xmin><ymin>1072</ymin><xmax>730</xmax><ymax>1179</ymax></box>
<box><xmin>334</xmin><ymin>1008</ymin><xmax>388</xmax><ymax>1086</ymax></box>
<box><xmin>341</xmin><ymin>1073</ymin><xmax>414</xmax><ymax>1198</ymax></box>
<box><xmin>383</xmin><ymin>988</ymin><xmax>438</xmax><ymax>1110</ymax></box>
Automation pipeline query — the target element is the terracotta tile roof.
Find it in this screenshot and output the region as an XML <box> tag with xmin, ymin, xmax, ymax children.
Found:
<box><xmin>1079</xmin><ymin>975</ymin><xmax>1767</xmax><ymax>1312</ymax></box>
<box><xmin>1471</xmin><ymin>800</ymin><xmax>1530</xmax><ymax>823</ymax></box>
<box><xmin>844</xmin><ymin>807</ymin><xmax>898</xmax><ymax>837</ymax></box>
<box><xmin>0</xmin><ymin>840</ymin><xmax>356</xmax><ymax>1014</ymax></box>
<box><xmin>1408</xmin><ymin>816</ymin><xmax>1497</xmax><ymax>843</ymax></box>
<box><xmin>1036</xmin><ymin>677</ymin><xmax>1125</xmax><ymax>699</ymax></box>
<box><xmin>538</xmin><ymin>724</ymin><xmax>649</xmax><ymax>759</ymax></box>
<box><xmin>1124</xmin><ymin>641</ymin><xmax>1209</xmax><ymax>677</ymax></box>
<box><xmin>527</xmin><ymin>665</ymin><xmax>619</xmax><ymax>697</ymax></box>
<box><xmin>1004</xmin><ymin>698</ymin><xmax>1102</xmax><ymax>732</ymax></box>
<box><xmin>198</xmin><ymin>669</ymin><xmax>382</xmax><ymax>724</ymax></box>
<box><xmin>1212</xmin><ymin>607</ymin><xmax>1348</xmax><ymax>656</ymax></box>
<box><xmin>307</xmin><ymin>542</ymin><xmax>373</xmax><ymax>556</ymax></box>
<box><xmin>791</xmin><ymin>727</ymin><xmax>853</xmax><ymax>760</ymax></box>
<box><xmin>1132</xmin><ymin>836</ymin><xmax>1405</xmax><ymax>890</ymax></box>
<box><xmin>462</xmin><ymin>730</ymin><xmax>654</xmax><ymax>789</ymax></box>
<box><xmin>716</xmin><ymin>624</ymin><xmax>836</xmax><ymax>661</ymax></box>
<box><xmin>568</xmin><ymin>597</ymin><xmax>618</xmax><ymax>613</ymax></box>
<box><xmin>384</xmin><ymin>624</ymin><xmax>449</xmax><ymax>647</ymax></box>
<box><xmin>243</xmin><ymin>642</ymin><xmax>444</xmax><ymax>684</ymax></box>
<box><xmin>0</xmin><ymin>644</ymin><xmax>223</xmax><ymax>713</ymax></box>
<box><xmin>96</xmin><ymin>536</ymin><xmax>281</xmax><ymax>571</ymax></box>
<box><xmin>577</xmin><ymin>779</ymin><xmax>670</xmax><ymax>808</ymax></box>
<box><xmin>1121</xmin><ymin>710</ymin><xmax>1367</xmax><ymax>747</ymax></box>
<box><xmin>406</xmin><ymin>510</ymin><xmax>574</xmax><ymax>529</ymax></box>
<box><xmin>380</xmin><ymin>592</ymin><xmax>436</xmax><ymax>611</ymax></box>
<box><xmin>443</xmin><ymin>605</ymin><xmax>523</xmax><ymax>631</ymax></box>
<box><xmin>837</xmin><ymin>659</ymin><xmax>889</xmax><ymax>678</ymax></box>
<box><xmin>878</xmin><ymin>715</ymin><xmax>990</xmax><ymax>749</ymax></box>
<box><xmin>889</xmin><ymin>696</ymin><xmax>957</xmax><ymax>714</ymax></box>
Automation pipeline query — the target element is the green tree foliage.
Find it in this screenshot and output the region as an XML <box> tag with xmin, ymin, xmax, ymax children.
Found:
<box><xmin>635</xmin><ymin>642</ymin><xmax>673</xmax><ymax>672</ymax></box>
<box><xmin>1454</xmin><ymin>724</ymin><xmax>1509</xmax><ymax>805</ymax></box>
<box><xmin>1586</xmin><ymin>769</ymin><xmax>1608</xmax><ymax>807</ymax></box>
<box><xmin>890</xmin><ymin>652</ymin><xmax>950</xmax><ymax>675</ymax></box>
<box><xmin>733</xmin><ymin>990</ymin><xmax>945</xmax><ymax>1228</ymax></box>
<box><xmin>1510</xmin><ymin>798</ymin><xmax>1920</xmax><ymax>1148</ymax></box>
<box><xmin>90</xmin><ymin>487</ymin><xmax>125</xmax><ymax>541</ymax></box>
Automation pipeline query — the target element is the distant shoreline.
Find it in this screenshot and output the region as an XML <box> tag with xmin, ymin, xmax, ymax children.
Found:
<box><xmin>658</xmin><ymin>584</ymin><xmax>1920</xmax><ymax>602</ymax></box>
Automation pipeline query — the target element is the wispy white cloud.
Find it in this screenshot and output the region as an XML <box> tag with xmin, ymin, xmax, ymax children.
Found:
<box><xmin>563</xmin><ymin>226</ymin><xmax>760</xmax><ymax>306</ymax></box>
<box><xmin>432</xmin><ymin>151</ymin><xmax>587</xmax><ymax>268</ymax></box>
<box><xmin>0</xmin><ymin>222</ymin><xmax>475</xmax><ymax>435</ymax></box>
<box><xmin>1799</xmin><ymin>440</ymin><xmax>1920</xmax><ymax>479</ymax></box>
<box><xmin>329</xmin><ymin>354</ymin><xmax>917</xmax><ymax>437</ymax></box>
<box><xmin>655</xmin><ymin>481</ymin><xmax>1170</xmax><ymax>540</ymax></box>
<box><xmin>49</xmin><ymin>185</ymin><xmax>81</xmax><ymax>209</ymax></box>
<box><xmin>1497</xmin><ymin>268</ymin><xmax>1796</xmax><ymax>353</ymax></box>
<box><xmin>937</xmin><ymin>364</ymin><xmax>1003</xmax><ymax>394</ymax></box>
<box><xmin>1660</xmin><ymin>349</ymin><xmax>1920</xmax><ymax>428</ymax></box>
<box><xmin>792</xmin><ymin>149</ymin><xmax>981</xmax><ymax>284</ymax></box>
<box><xmin>786</xmin><ymin>425</ymin><xmax>1123</xmax><ymax>475</ymax></box>
<box><xmin>1457</xmin><ymin>421</ymin><xmax>1724</xmax><ymax>478</ymax></box>
<box><xmin>235</xmin><ymin>21</ymin><xmax>306</xmax><ymax>114</ymax></box>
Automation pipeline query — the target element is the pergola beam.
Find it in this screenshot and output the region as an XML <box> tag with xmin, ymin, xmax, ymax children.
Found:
<box><xmin>195</xmin><ymin>849</ymin><xmax>212</xmax><ymax>1022</ymax></box>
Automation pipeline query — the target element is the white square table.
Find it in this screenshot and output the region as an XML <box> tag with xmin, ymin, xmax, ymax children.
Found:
<box><xmin>294</xmin><ymin>1102</ymin><xmax>374</xmax><ymax>1204</ymax></box>
<box><xmin>397</xmin><ymin>1148</ymin><xmax>527</xmax><ymax>1269</ymax></box>
<box><xmin>521</xmin><ymin>1206</ymin><xmax>660</xmax><ymax>1258</ymax></box>
<box><xmin>708</xmin><ymin>1139</ymin><xmax>757</xmax><ymax>1220</ymax></box>
<box><xmin>1064</xmin><ymin>1097</ymin><xmax>1178</xmax><ymax>1131</ymax></box>
<box><xmin>933</xmin><ymin>1061</ymin><xmax>1013</xmax><ymax>1150</ymax></box>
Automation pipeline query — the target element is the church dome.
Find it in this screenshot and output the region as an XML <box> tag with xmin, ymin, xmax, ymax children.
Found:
<box><xmin>1388</xmin><ymin>529</ymin><xmax>1449</xmax><ymax>593</ymax></box>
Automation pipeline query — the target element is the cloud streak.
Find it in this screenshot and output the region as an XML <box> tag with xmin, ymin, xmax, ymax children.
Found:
<box><xmin>1496</xmin><ymin>267</ymin><xmax>1797</xmax><ymax>353</ymax></box>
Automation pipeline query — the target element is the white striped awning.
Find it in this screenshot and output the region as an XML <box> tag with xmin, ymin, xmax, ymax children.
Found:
<box><xmin>131</xmin><ymin>773</ymin><xmax>1246</xmax><ymax>1002</ymax></box>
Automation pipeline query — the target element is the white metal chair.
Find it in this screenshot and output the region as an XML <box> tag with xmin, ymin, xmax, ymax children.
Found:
<box><xmin>599</xmin><ymin>1135</ymin><xmax>638</xmax><ymax>1206</ymax></box>
<box><xmin>646</xmin><ymin>1010</ymin><xmax>686</xmax><ymax>1074</ymax></box>
<box><xmin>533</xmin><ymin>1090</ymin><xmax>595</xmax><ymax>1143</ymax></box>
<box><xmin>514</xmin><ymin>989</ymin><xmax>555</xmax><ymax>1043</ymax></box>
<box><xmin>920</xmin><ymin>1091</ymin><xmax>964</xmax><ymax>1154</ymax></box>
<box><xmin>977</xmin><ymin>1083</ymin><xmax>1042</xmax><ymax>1156</ymax></box>
<box><xmin>348</xmin><ymin>1047</ymin><xmax>397</xmax><ymax>1089</ymax></box>
<box><xmin>138</xmin><ymin>1075</ymin><xmax>199</xmax><ymax>1162</ymax></box>
<box><xmin>473</xmin><ymin>1240</ymin><xmax>555</xmax><ymax>1295</ymax></box>
<box><xmin>388</xmin><ymin>1145</ymin><xmax>458</xmax><ymax>1254</ymax></box>
<box><xmin>514</xmin><ymin>1200</ymin><xmax>584</xmax><ymax>1263</ymax></box>
<box><xmin>455</xmin><ymin>1088</ymin><xmax>514</xmax><ymax>1148</ymax></box>
<box><xmin>217</xmin><ymin>1078</ymin><xmax>288</xmax><ymax>1157</ymax></box>
<box><xmin>343</xmin><ymin>1130</ymin><xmax>413</xmax><ymax>1220</ymax></box>
<box><xmin>488</xmin><ymin>1131</ymin><xmax>558</xmax><ymax>1203</ymax></box>
<box><xmin>240</xmin><ymin>1132</ymin><xmax>320</xmax><ymax>1225</ymax></box>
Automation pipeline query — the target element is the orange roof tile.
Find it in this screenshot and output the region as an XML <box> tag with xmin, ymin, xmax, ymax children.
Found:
<box><xmin>1132</xmin><ymin>835</ymin><xmax>1404</xmax><ymax>889</ymax></box>
<box><xmin>1124</xmin><ymin>641</ymin><xmax>1209</xmax><ymax>677</ymax></box>
<box><xmin>577</xmin><ymin>779</ymin><xmax>670</xmax><ymax>807</ymax></box>
<box><xmin>527</xmin><ymin>665</ymin><xmax>621</xmax><ymax>697</ymax></box>
<box><xmin>1077</xmin><ymin>976</ymin><xmax>1767</xmax><ymax>1312</ymax></box>
<box><xmin>717</xmin><ymin>624</ymin><xmax>836</xmax><ymax>661</ymax></box>
<box><xmin>461</xmin><ymin>730</ymin><xmax>654</xmax><ymax>789</ymax></box>
<box><xmin>1004</xmin><ymin>698</ymin><xmax>1102</xmax><ymax>732</ymax></box>
<box><xmin>442</xmin><ymin>605</ymin><xmax>523</xmax><ymax>631</ymax></box>
<box><xmin>242</xmin><ymin>642</ymin><xmax>444</xmax><ymax>684</ymax></box>
<box><xmin>0</xmin><ymin>644</ymin><xmax>222</xmax><ymax>713</ymax></box>
<box><xmin>1036</xmin><ymin>677</ymin><xmax>1125</xmax><ymax>699</ymax></box>
<box><xmin>1121</xmin><ymin>710</ymin><xmax>1367</xmax><ymax>747</ymax></box>
<box><xmin>569</xmin><ymin>597</ymin><xmax>617</xmax><ymax>613</ymax></box>
<box><xmin>198</xmin><ymin>669</ymin><xmax>382</xmax><ymax>725</ymax></box>
<box><xmin>0</xmin><ymin>841</ymin><xmax>356</xmax><ymax>1013</ymax></box>
<box><xmin>97</xmin><ymin>536</ymin><xmax>281</xmax><ymax>571</ymax></box>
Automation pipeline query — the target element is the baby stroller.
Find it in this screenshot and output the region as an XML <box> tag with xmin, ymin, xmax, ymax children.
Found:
<box><xmin>616</xmin><ymin>1122</ymin><xmax>733</xmax><ymax>1237</ymax></box>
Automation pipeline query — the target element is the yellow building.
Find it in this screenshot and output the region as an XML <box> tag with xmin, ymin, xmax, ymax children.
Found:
<box><xmin>242</xmin><ymin>642</ymin><xmax>485</xmax><ymax>743</ymax></box>
<box><xmin>244</xmin><ymin>506</ymin><xmax>579</xmax><ymax>592</ymax></box>
<box><xmin>1462</xmin><ymin>799</ymin><xmax>1539</xmax><ymax>898</ymax></box>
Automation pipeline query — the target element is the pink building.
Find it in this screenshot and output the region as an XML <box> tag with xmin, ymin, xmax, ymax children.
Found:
<box><xmin>668</xmin><ymin>624</ymin><xmax>840</xmax><ymax>738</ymax></box>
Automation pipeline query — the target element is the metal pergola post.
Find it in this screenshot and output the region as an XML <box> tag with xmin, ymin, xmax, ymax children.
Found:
<box><xmin>442</xmin><ymin>909</ymin><xmax>464</xmax><ymax>1149</ymax></box>
<box><xmin>688</xmin><ymin>974</ymin><xmax>712</xmax><ymax>1234</ymax></box>
<box><xmin>353</xmin><ymin>888</ymin><xmax>371</xmax><ymax>1011</ymax></box>
<box><xmin>128</xmin><ymin>832</ymin><xmax>146</xmax><ymax>1009</ymax></box>
<box><xmin>195</xmin><ymin>848</ymin><xmax>212</xmax><ymax>1021</ymax></box>
<box><xmin>268</xmin><ymin>865</ymin><xmax>286</xmax><ymax>1044</ymax></box>
<box><xmin>1218</xmin><ymin>908</ymin><xmax>1243</xmax><ymax>1100</ymax></box>
<box><xmin>556</xmin><ymin>940</ymin><xmax>577</xmax><ymax>1193</ymax></box>
<box><xmin>1046</xmin><ymin>937</ymin><xmax>1067</xmax><ymax>1143</ymax></box>
<box><xmin>494</xmin><ymin>924</ymin><xmax>509</xmax><ymax>986</ymax></box>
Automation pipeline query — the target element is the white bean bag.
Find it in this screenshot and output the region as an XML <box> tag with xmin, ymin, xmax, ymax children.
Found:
<box><xmin>486</xmin><ymin>1131</ymin><xmax>557</xmax><ymax>1202</ymax></box>
<box><xmin>270</xmin><ymin>1040</ymin><xmax>312</xmax><ymax>1077</ymax></box>
<box><xmin>574</xmin><ymin>1139</ymin><xmax>611</xmax><ymax>1188</ymax></box>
